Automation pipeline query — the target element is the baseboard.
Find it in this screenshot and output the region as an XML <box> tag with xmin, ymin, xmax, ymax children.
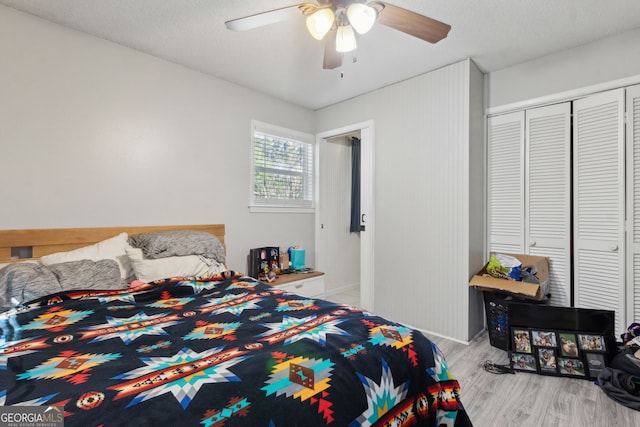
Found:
<box><xmin>324</xmin><ymin>283</ymin><xmax>359</xmax><ymax>297</ymax></box>
<box><xmin>408</xmin><ymin>324</ymin><xmax>473</xmax><ymax>346</ymax></box>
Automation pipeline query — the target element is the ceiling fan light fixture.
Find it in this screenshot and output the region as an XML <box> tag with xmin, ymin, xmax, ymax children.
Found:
<box><xmin>336</xmin><ymin>24</ymin><xmax>357</xmax><ymax>53</ymax></box>
<box><xmin>306</xmin><ymin>7</ymin><xmax>335</xmax><ymax>40</ymax></box>
<box><xmin>346</xmin><ymin>3</ymin><xmax>377</xmax><ymax>34</ymax></box>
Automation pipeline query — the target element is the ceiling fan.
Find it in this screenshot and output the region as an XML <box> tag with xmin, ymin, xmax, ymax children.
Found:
<box><xmin>225</xmin><ymin>1</ymin><xmax>451</xmax><ymax>70</ymax></box>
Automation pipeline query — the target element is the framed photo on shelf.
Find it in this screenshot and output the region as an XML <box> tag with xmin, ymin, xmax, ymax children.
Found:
<box><xmin>509</xmin><ymin>327</ymin><xmax>609</xmax><ymax>380</ymax></box>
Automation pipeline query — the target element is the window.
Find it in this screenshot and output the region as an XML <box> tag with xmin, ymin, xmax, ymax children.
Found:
<box><xmin>250</xmin><ymin>121</ymin><xmax>315</xmax><ymax>212</ymax></box>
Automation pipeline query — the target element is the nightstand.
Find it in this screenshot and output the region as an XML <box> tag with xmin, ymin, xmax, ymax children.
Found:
<box><xmin>264</xmin><ymin>271</ymin><xmax>325</xmax><ymax>298</ymax></box>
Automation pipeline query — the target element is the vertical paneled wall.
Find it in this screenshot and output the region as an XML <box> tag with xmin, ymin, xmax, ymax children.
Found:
<box><xmin>317</xmin><ymin>59</ymin><xmax>485</xmax><ymax>342</ymax></box>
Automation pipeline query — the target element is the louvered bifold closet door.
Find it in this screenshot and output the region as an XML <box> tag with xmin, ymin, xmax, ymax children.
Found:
<box><xmin>574</xmin><ymin>88</ymin><xmax>625</xmax><ymax>334</ymax></box>
<box><xmin>488</xmin><ymin>111</ymin><xmax>525</xmax><ymax>254</ymax></box>
<box><xmin>627</xmin><ymin>84</ymin><xmax>640</xmax><ymax>327</ymax></box>
<box><xmin>525</xmin><ymin>103</ymin><xmax>571</xmax><ymax>306</ymax></box>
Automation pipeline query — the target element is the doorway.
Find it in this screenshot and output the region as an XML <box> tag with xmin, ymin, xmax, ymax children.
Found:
<box><xmin>316</xmin><ymin>121</ymin><xmax>374</xmax><ymax>311</ymax></box>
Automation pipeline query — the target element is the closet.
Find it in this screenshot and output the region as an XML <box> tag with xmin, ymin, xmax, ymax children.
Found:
<box><xmin>573</xmin><ymin>89</ymin><xmax>625</xmax><ymax>333</ymax></box>
<box><xmin>488</xmin><ymin>85</ymin><xmax>640</xmax><ymax>334</ymax></box>
<box><xmin>488</xmin><ymin>102</ymin><xmax>571</xmax><ymax>308</ymax></box>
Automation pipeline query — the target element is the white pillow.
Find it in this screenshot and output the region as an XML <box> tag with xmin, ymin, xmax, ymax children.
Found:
<box><xmin>40</xmin><ymin>232</ymin><xmax>134</xmax><ymax>281</ymax></box>
<box><xmin>125</xmin><ymin>247</ymin><xmax>224</xmax><ymax>283</ymax></box>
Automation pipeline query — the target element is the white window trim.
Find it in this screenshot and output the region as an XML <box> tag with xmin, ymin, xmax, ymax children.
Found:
<box><xmin>249</xmin><ymin>120</ymin><xmax>315</xmax><ymax>213</ymax></box>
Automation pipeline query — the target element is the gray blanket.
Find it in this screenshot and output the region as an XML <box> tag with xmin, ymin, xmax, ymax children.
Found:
<box><xmin>0</xmin><ymin>263</ymin><xmax>61</xmax><ymax>311</ymax></box>
<box><xmin>129</xmin><ymin>230</ymin><xmax>226</xmax><ymax>263</ymax></box>
<box><xmin>0</xmin><ymin>259</ymin><xmax>125</xmax><ymax>311</ymax></box>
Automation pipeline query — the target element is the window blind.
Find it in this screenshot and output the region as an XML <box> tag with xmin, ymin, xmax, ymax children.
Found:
<box><xmin>251</xmin><ymin>122</ymin><xmax>314</xmax><ymax>209</ymax></box>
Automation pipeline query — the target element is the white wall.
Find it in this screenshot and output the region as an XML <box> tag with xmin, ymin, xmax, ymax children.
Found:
<box><xmin>0</xmin><ymin>5</ymin><xmax>316</xmax><ymax>271</ymax></box>
<box><xmin>316</xmin><ymin>59</ymin><xmax>485</xmax><ymax>342</ymax></box>
<box><xmin>487</xmin><ymin>27</ymin><xmax>640</xmax><ymax>109</ymax></box>
<box><xmin>467</xmin><ymin>60</ymin><xmax>486</xmax><ymax>336</ymax></box>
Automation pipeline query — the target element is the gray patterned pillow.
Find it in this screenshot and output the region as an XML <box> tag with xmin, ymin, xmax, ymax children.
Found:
<box><xmin>0</xmin><ymin>263</ymin><xmax>62</xmax><ymax>310</ymax></box>
<box><xmin>47</xmin><ymin>259</ymin><xmax>125</xmax><ymax>291</ymax></box>
<box><xmin>128</xmin><ymin>230</ymin><xmax>226</xmax><ymax>263</ymax></box>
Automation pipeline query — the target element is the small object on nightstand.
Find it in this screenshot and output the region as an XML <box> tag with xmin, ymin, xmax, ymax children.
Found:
<box><xmin>248</xmin><ymin>246</ymin><xmax>280</xmax><ymax>279</ymax></box>
<box><xmin>280</xmin><ymin>251</ymin><xmax>289</xmax><ymax>270</ymax></box>
<box><xmin>265</xmin><ymin>271</ymin><xmax>277</xmax><ymax>283</ymax></box>
<box><xmin>290</xmin><ymin>248</ymin><xmax>305</xmax><ymax>270</ymax></box>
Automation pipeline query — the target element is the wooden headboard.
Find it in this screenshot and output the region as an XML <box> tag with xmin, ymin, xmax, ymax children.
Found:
<box><xmin>0</xmin><ymin>224</ymin><xmax>225</xmax><ymax>263</ymax></box>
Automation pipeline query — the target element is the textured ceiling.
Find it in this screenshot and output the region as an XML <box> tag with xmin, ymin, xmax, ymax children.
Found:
<box><xmin>3</xmin><ymin>0</ymin><xmax>640</xmax><ymax>110</ymax></box>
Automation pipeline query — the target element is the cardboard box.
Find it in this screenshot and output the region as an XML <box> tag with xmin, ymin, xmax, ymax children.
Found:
<box><xmin>469</xmin><ymin>253</ymin><xmax>550</xmax><ymax>301</ymax></box>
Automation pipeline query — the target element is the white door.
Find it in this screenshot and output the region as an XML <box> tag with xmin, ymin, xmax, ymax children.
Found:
<box><xmin>574</xmin><ymin>88</ymin><xmax>625</xmax><ymax>333</ymax></box>
<box><xmin>316</xmin><ymin>121</ymin><xmax>375</xmax><ymax>311</ymax></box>
<box><xmin>487</xmin><ymin>111</ymin><xmax>525</xmax><ymax>254</ymax></box>
<box><xmin>626</xmin><ymin>84</ymin><xmax>640</xmax><ymax>327</ymax></box>
<box><xmin>525</xmin><ymin>103</ymin><xmax>571</xmax><ymax>306</ymax></box>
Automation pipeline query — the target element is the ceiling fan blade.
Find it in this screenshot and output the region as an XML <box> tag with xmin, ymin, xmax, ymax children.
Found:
<box><xmin>323</xmin><ymin>28</ymin><xmax>342</xmax><ymax>70</ymax></box>
<box><xmin>376</xmin><ymin>3</ymin><xmax>451</xmax><ymax>44</ymax></box>
<box><xmin>225</xmin><ymin>4</ymin><xmax>309</xmax><ymax>32</ymax></box>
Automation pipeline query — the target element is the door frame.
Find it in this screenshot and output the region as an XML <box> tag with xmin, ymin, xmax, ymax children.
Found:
<box><xmin>627</xmin><ymin>84</ymin><xmax>640</xmax><ymax>328</ymax></box>
<box><xmin>315</xmin><ymin>120</ymin><xmax>375</xmax><ymax>311</ymax></box>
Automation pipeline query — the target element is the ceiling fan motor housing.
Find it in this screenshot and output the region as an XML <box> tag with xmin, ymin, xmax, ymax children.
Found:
<box><xmin>225</xmin><ymin>1</ymin><xmax>451</xmax><ymax>69</ymax></box>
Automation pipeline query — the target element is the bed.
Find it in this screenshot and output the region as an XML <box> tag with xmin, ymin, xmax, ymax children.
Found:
<box><xmin>0</xmin><ymin>225</ymin><xmax>472</xmax><ymax>426</ymax></box>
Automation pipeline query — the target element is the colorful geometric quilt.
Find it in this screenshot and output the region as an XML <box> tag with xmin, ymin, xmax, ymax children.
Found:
<box><xmin>0</xmin><ymin>272</ymin><xmax>472</xmax><ymax>426</ymax></box>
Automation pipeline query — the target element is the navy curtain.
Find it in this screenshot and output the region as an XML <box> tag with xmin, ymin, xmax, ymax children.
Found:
<box><xmin>350</xmin><ymin>137</ymin><xmax>361</xmax><ymax>233</ymax></box>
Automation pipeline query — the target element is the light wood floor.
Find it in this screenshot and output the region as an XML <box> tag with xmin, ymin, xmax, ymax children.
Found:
<box><xmin>326</xmin><ymin>289</ymin><xmax>640</xmax><ymax>426</ymax></box>
<box><xmin>426</xmin><ymin>332</ymin><xmax>640</xmax><ymax>427</ymax></box>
